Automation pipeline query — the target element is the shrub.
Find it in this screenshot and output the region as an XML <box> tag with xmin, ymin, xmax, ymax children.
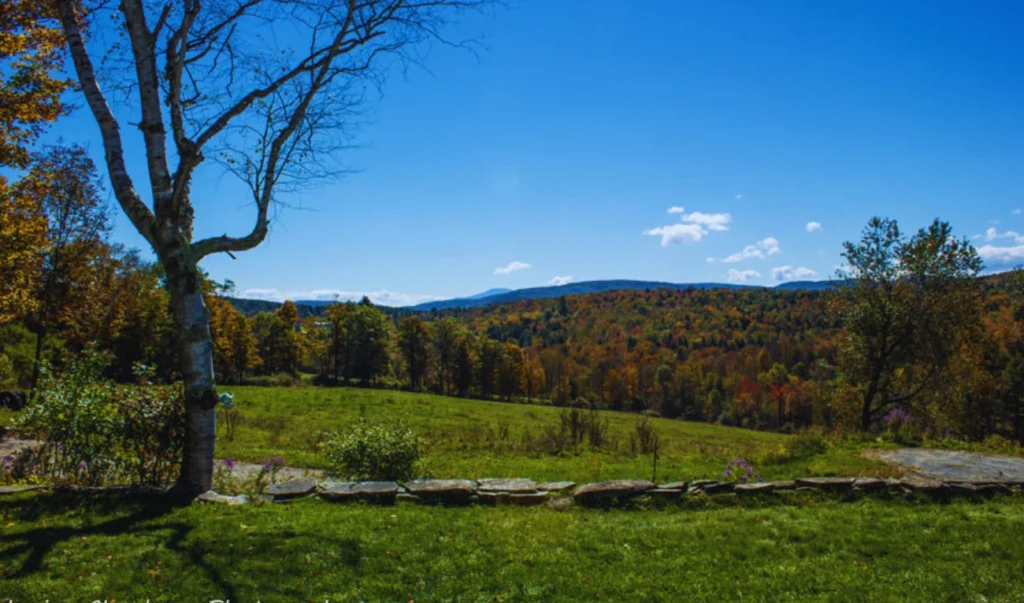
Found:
<box><xmin>787</xmin><ymin>430</ymin><xmax>829</xmax><ymax>459</ymax></box>
<box><xmin>320</xmin><ymin>418</ymin><xmax>424</xmax><ymax>481</ymax></box>
<box><xmin>980</xmin><ymin>434</ymin><xmax>1023</xmax><ymax>455</ymax></box>
<box><xmin>629</xmin><ymin>416</ymin><xmax>660</xmax><ymax>456</ymax></box>
<box><xmin>13</xmin><ymin>351</ymin><xmax>185</xmax><ymax>487</ymax></box>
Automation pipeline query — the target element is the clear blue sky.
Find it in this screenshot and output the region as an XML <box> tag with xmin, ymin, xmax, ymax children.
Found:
<box><xmin>51</xmin><ymin>0</ymin><xmax>1024</xmax><ymax>305</ymax></box>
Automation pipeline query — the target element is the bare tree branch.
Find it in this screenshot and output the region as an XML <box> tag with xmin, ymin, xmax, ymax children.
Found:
<box><xmin>119</xmin><ymin>0</ymin><xmax>175</xmax><ymax>222</ymax></box>
<box><xmin>54</xmin><ymin>0</ymin><xmax>157</xmax><ymax>249</ymax></box>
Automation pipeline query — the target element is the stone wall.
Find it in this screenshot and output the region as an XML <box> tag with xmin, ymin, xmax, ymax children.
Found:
<box><xmin>195</xmin><ymin>475</ymin><xmax>1024</xmax><ymax>507</ymax></box>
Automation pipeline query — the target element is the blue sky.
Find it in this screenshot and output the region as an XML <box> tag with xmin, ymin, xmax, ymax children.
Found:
<box><xmin>50</xmin><ymin>0</ymin><xmax>1024</xmax><ymax>305</ymax></box>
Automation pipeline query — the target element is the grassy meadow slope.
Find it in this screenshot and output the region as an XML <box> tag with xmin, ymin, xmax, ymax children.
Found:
<box><xmin>218</xmin><ymin>386</ymin><xmax>889</xmax><ymax>482</ymax></box>
<box><xmin>2</xmin><ymin>491</ymin><xmax>1023</xmax><ymax>601</ymax></box>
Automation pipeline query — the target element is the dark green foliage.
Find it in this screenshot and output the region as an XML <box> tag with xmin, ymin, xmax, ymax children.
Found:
<box><xmin>320</xmin><ymin>417</ymin><xmax>424</xmax><ymax>480</ymax></box>
<box><xmin>12</xmin><ymin>352</ymin><xmax>185</xmax><ymax>486</ymax></box>
<box><xmin>836</xmin><ymin>218</ymin><xmax>983</xmax><ymax>430</ymax></box>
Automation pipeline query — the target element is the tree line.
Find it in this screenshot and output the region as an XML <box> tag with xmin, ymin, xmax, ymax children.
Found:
<box><xmin>3</xmin><ymin>151</ymin><xmax>1021</xmax><ymax>443</ymax></box>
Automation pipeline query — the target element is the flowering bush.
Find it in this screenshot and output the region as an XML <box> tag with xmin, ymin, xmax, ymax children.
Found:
<box><xmin>320</xmin><ymin>418</ymin><xmax>424</xmax><ymax>481</ymax></box>
<box><xmin>13</xmin><ymin>352</ymin><xmax>185</xmax><ymax>487</ymax></box>
<box><xmin>882</xmin><ymin>407</ymin><xmax>922</xmax><ymax>444</ymax></box>
<box><xmin>722</xmin><ymin>457</ymin><xmax>763</xmax><ymax>484</ymax></box>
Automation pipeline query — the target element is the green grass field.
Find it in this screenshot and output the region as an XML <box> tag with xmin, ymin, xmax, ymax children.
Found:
<box><xmin>2</xmin><ymin>490</ymin><xmax>1023</xmax><ymax>601</ymax></box>
<box><xmin>217</xmin><ymin>386</ymin><xmax>891</xmax><ymax>482</ymax></box>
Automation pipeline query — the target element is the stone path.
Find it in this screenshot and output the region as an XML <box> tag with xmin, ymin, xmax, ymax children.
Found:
<box><xmin>227</xmin><ymin>461</ymin><xmax>324</xmax><ymax>482</ymax></box>
<box><xmin>873</xmin><ymin>448</ymin><xmax>1024</xmax><ymax>482</ymax></box>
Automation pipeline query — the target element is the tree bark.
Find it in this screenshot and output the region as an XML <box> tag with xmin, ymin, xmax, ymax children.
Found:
<box><xmin>165</xmin><ymin>260</ymin><xmax>217</xmax><ymax>497</ymax></box>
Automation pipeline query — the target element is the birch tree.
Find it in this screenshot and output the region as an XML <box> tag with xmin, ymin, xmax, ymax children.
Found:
<box><xmin>54</xmin><ymin>0</ymin><xmax>488</xmax><ymax>496</ymax></box>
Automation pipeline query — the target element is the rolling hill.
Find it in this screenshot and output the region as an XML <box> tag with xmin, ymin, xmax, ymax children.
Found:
<box><xmin>228</xmin><ymin>279</ymin><xmax>843</xmax><ymax>315</ymax></box>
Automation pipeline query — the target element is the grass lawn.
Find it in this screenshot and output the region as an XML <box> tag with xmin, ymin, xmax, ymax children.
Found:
<box><xmin>216</xmin><ymin>386</ymin><xmax>891</xmax><ymax>482</ymax></box>
<box><xmin>1</xmin><ymin>490</ymin><xmax>1023</xmax><ymax>601</ymax></box>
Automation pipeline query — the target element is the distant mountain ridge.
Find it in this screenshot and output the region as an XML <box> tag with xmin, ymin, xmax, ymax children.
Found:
<box><xmin>227</xmin><ymin>279</ymin><xmax>843</xmax><ymax>315</ymax></box>
<box><xmin>408</xmin><ymin>279</ymin><xmax>842</xmax><ymax>311</ymax></box>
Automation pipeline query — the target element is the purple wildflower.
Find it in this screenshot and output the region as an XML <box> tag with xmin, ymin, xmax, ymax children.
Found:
<box><xmin>222</xmin><ymin>458</ymin><xmax>236</xmax><ymax>470</ymax></box>
<box><xmin>883</xmin><ymin>407</ymin><xmax>917</xmax><ymax>424</ymax></box>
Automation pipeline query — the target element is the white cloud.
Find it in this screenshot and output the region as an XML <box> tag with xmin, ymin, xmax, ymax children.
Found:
<box><xmin>1013</xmin><ymin>208</ymin><xmax>1022</xmax><ymax>215</ymax></box>
<box><xmin>722</xmin><ymin>237</ymin><xmax>780</xmax><ymax>262</ymax></box>
<box><xmin>727</xmin><ymin>269</ymin><xmax>761</xmax><ymax>283</ymax></box>
<box><xmin>806</xmin><ymin>221</ymin><xmax>822</xmax><ymax>232</ymax></box>
<box><xmin>978</xmin><ymin>244</ymin><xmax>1024</xmax><ymax>266</ymax></box>
<box><xmin>706</xmin><ymin>257</ymin><xmax>716</xmax><ymax>263</ymax></box>
<box><xmin>550</xmin><ymin>275</ymin><xmax>573</xmax><ymax>286</ymax></box>
<box><xmin>667</xmin><ymin>206</ymin><xmax>685</xmax><ymax>214</ymax></box>
<box><xmin>984</xmin><ymin>227</ymin><xmax>1024</xmax><ymax>244</ymax></box>
<box><xmin>682</xmin><ymin>211</ymin><xmax>732</xmax><ymax>231</ymax></box>
<box><xmin>643</xmin><ymin>223</ymin><xmax>706</xmax><ymax>245</ymax></box>
<box><xmin>494</xmin><ymin>261</ymin><xmax>532</xmax><ymax>275</ymax></box>
<box><xmin>735</xmin><ymin>194</ymin><xmax>743</xmax><ymax>200</ymax></box>
<box><xmin>240</xmin><ymin>288</ymin><xmax>441</xmax><ymax>307</ymax></box>
<box><xmin>771</xmin><ymin>265</ymin><xmax>818</xmax><ymax>281</ymax></box>
<box><xmin>644</xmin><ymin>209</ymin><xmax>732</xmax><ymax>246</ymax></box>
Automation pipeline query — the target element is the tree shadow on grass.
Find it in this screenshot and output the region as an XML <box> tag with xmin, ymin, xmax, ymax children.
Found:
<box><xmin>0</xmin><ymin>490</ymin><xmax>239</xmax><ymax>600</ymax></box>
<box><xmin>0</xmin><ymin>491</ymin><xmax>367</xmax><ymax>599</ymax></box>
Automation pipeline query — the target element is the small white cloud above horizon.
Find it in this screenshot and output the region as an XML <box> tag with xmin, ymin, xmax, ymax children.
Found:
<box><xmin>735</xmin><ymin>194</ymin><xmax>743</xmax><ymax>200</ymax></box>
<box><xmin>806</xmin><ymin>221</ymin><xmax>822</xmax><ymax>232</ymax></box>
<box><xmin>772</xmin><ymin>265</ymin><xmax>818</xmax><ymax>281</ymax></box>
<box><xmin>494</xmin><ymin>261</ymin><xmax>532</xmax><ymax>275</ymax></box>
<box><xmin>706</xmin><ymin>257</ymin><xmax>715</xmax><ymax>263</ymax></box>
<box><xmin>239</xmin><ymin>288</ymin><xmax>441</xmax><ymax>307</ymax></box>
<box><xmin>644</xmin><ymin>209</ymin><xmax>732</xmax><ymax>246</ymax></box>
<box><xmin>684</xmin><ymin>211</ymin><xmax>732</xmax><ymax>231</ymax></box>
<box><xmin>1013</xmin><ymin>208</ymin><xmax>1022</xmax><ymax>215</ymax></box>
<box><xmin>722</xmin><ymin>237</ymin><xmax>780</xmax><ymax>263</ymax></box>
<box><xmin>644</xmin><ymin>223</ymin><xmax>706</xmax><ymax>245</ymax></box>
<box><xmin>550</xmin><ymin>275</ymin><xmax>573</xmax><ymax>286</ymax></box>
<box><xmin>727</xmin><ymin>269</ymin><xmax>761</xmax><ymax>283</ymax></box>
<box><xmin>667</xmin><ymin>206</ymin><xmax>685</xmax><ymax>214</ymax></box>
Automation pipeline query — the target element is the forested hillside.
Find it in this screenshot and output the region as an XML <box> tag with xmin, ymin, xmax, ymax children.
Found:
<box><xmin>2</xmin><ymin>153</ymin><xmax>1020</xmax><ymax>445</ymax></box>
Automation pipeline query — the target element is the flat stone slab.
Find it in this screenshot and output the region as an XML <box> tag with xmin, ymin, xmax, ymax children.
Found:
<box><xmin>945</xmin><ymin>482</ymin><xmax>980</xmax><ymax>495</ymax></box>
<box><xmin>264</xmin><ymin>478</ymin><xmax>317</xmax><ymax>500</ymax></box>
<box><xmin>538</xmin><ymin>481</ymin><xmax>576</xmax><ymax>492</ymax></box>
<box><xmin>875</xmin><ymin>448</ymin><xmax>1024</xmax><ymax>482</ymax></box>
<box><xmin>318</xmin><ymin>481</ymin><xmax>355</xmax><ymax>500</ymax></box>
<box><xmin>688</xmin><ymin>480</ymin><xmax>717</xmax><ymax>489</ymax></box>
<box><xmin>352</xmin><ymin>481</ymin><xmax>400</xmax><ymax>502</ymax></box>
<box><xmin>657</xmin><ymin>482</ymin><xmax>687</xmax><ymax>490</ymax></box>
<box><xmin>852</xmin><ymin>478</ymin><xmax>890</xmax><ymax>490</ymax></box>
<box><xmin>645</xmin><ymin>488</ymin><xmax>683</xmax><ymax>498</ymax></box>
<box><xmin>0</xmin><ymin>485</ymin><xmax>44</xmax><ymax>496</ymax></box>
<box><xmin>404</xmin><ymin>479</ymin><xmax>476</xmax><ymax>502</ymax></box>
<box><xmin>509</xmin><ymin>492</ymin><xmax>549</xmax><ymax>506</ymax></box>
<box><xmin>734</xmin><ymin>482</ymin><xmax>776</xmax><ymax>494</ymax></box>
<box><xmin>477</xmin><ymin>491</ymin><xmax>511</xmax><ymax>505</ymax></box>
<box><xmin>573</xmin><ymin>480</ymin><xmax>655</xmax><ymax>504</ymax></box>
<box><xmin>197</xmin><ymin>491</ymin><xmax>249</xmax><ymax>505</ymax></box>
<box><xmin>795</xmin><ymin>477</ymin><xmax>855</xmax><ymax>489</ymax></box>
<box><xmin>899</xmin><ymin>475</ymin><xmax>944</xmax><ymax>492</ymax></box>
<box><xmin>701</xmin><ymin>482</ymin><xmax>736</xmax><ymax>494</ymax></box>
<box><xmin>477</xmin><ymin>478</ymin><xmax>537</xmax><ymax>493</ymax></box>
